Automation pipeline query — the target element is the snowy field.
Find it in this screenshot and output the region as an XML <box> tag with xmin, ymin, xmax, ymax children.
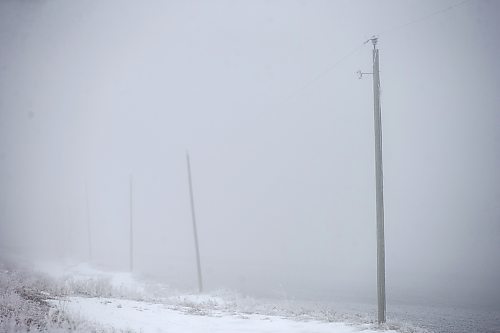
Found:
<box><xmin>52</xmin><ymin>296</ymin><xmax>386</xmax><ymax>333</ymax></box>
<box><xmin>0</xmin><ymin>258</ymin><xmax>424</xmax><ymax>332</ymax></box>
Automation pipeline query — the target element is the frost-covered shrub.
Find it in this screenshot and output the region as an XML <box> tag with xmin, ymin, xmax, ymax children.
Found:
<box><xmin>0</xmin><ymin>264</ymin><xmax>52</xmax><ymax>330</ymax></box>
<box><xmin>62</xmin><ymin>277</ymin><xmax>113</xmax><ymax>298</ymax></box>
<box><xmin>0</xmin><ymin>259</ymin><xmax>111</xmax><ymax>332</ymax></box>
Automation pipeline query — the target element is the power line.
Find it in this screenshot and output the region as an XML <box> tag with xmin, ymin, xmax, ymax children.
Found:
<box><xmin>377</xmin><ymin>0</ymin><xmax>473</xmax><ymax>37</ymax></box>
<box><xmin>284</xmin><ymin>42</ymin><xmax>366</xmax><ymax>101</ymax></box>
<box><xmin>283</xmin><ymin>0</ymin><xmax>473</xmax><ymax>101</ymax></box>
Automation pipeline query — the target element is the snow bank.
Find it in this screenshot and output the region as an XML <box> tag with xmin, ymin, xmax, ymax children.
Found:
<box><xmin>28</xmin><ymin>261</ymin><xmax>428</xmax><ymax>333</ymax></box>
<box><xmin>33</xmin><ymin>261</ymin><xmax>149</xmax><ymax>299</ymax></box>
<box><xmin>53</xmin><ymin>296</ymin><xmax>396</xmax><ymax>333</ymax></box>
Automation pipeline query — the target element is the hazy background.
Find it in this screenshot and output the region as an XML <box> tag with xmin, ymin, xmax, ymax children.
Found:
<box><xmin>1</xmin><ymin>0</ymin><xmax>499</xmax><ymax>310</ymax></box>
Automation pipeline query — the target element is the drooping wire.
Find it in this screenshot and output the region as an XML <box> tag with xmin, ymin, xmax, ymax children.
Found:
<box><xmin>377</xmin><ymin>0</ymin><xmax>473</xmax><ymax>37</ymax></box>
<box><xmin>284</xmin><ymin>41</ymin><xmax>366</xmax><ymax>101</ymax></box>
<box><xmin>283</xmin><ymin>0</ymin><xmax>473</xmax><ymax>101</ymax></box>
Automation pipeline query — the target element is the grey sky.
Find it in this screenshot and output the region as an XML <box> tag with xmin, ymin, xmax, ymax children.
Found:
<box><xmin>1</xmin><ymin>0</ymin><xmax>499</xmax><ymax>309</ymax></box>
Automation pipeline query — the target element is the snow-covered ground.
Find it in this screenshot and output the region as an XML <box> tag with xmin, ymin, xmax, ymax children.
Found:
<box><xmin>1</xmin><ymin>258</ymin><xmax>422</xmax><ymax>332</ymax></box>
<box><xmin>52</xmin><ymin>296</ymin><xmax>392</xmax><ymax>333</ymax></box>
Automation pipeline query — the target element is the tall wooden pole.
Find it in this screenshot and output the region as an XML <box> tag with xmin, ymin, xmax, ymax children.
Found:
<box><xmin>85</xmin><ymin>180</ymin><xmax>92</xmax><ymax>262</ymax></box>
<box><xmin>186</xmin><ymin>153</ymin><xmax>203</xmax><ymax>293</ymax></box>
<box><xmin>129</xmin><ymin>174</ymin><xmax>134</xmax><ymax>272</ymax></box>
<box><xmin>372</xmin><ymin>37</ymin><xmax>386</xmax><ymax>324</ymax></box>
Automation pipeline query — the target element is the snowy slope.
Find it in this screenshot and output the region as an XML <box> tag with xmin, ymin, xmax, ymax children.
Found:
<box><xmin>51</xmin><ymin>296</ymin><xmax>396</xmax><ymax>333</ymax></box>
<box><xmin>26</xmin><ymin>261</ymin><xmax>421</xmax><ymax>332</ymax></box>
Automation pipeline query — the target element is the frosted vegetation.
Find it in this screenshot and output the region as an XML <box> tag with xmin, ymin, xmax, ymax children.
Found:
<box><xmin>0</xmin><ymin>257</ymin><xmax>428</xmax><ymax>333</ymax></box>
<box><xmin>0</xmin><ymin>259</ymin><xmax>130</xmax><ymax>332</ymax></box>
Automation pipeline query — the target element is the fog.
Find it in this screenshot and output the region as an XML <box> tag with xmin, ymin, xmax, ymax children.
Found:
<box><xmin>1</xmin><ymin>0</ymin><xmax>499</xmax><ymax>310</ymax></box>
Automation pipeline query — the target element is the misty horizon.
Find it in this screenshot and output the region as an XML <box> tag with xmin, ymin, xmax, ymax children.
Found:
<box><xmin>1</xmin><ymin>0</ymin><xmax>499</xmax><ymax>314</ymax></box>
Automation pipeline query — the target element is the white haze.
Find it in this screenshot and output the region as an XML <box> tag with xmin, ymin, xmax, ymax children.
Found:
<box><xmin>0</xmin><ymin>0</ymin><xmax>499</xmax><ymax>310</ymax></box>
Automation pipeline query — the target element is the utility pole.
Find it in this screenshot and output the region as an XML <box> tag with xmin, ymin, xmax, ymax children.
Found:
<box><xmin>85</xmin><ymin>180</ymin><xmax>92</xmax><ymax>262</ymax></box>
<box><xmin>129</xmin><ymin>174</ymin><xmax>134</xmax><ymax>272</ymax></box>
<box><xmin>186</xmin><ymin>152</ymin><xmax>203</xmax><ymax>293</ymax></box>
<box><xmin>372</xmin><ymin>37</ymin><xmax>386</xmax><ymax>324</ymax></box>
<box><xmin>357</xmin><ymin>36</ymin><xmax>386</xmax><ymax>324</ymax></box>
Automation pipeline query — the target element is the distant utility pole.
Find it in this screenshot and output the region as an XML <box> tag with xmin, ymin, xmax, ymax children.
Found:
<box><xmin>358</xmin><ymin>36</ymin><xmax>386</xmax><ymax>324</ymax></box>
<box><xmin>85</xmin><ymin>180</ymin><xmax>92</xmax><ymax>262</ymax></box>
<box><xmin>186</xmin><ymin>152</ymin><xmax>204</xmax><ymax>293</ymax></box>
<box><xmin>129</xmin><ymin>174</ymin><xmax>134</xmax><ymax>272</ymax></box>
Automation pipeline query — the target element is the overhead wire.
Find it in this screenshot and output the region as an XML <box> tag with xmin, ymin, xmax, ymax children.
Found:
<box><xmin>377</xmin><ymin>0</ymin><xmax>473</xmax><ymax>37</ymax></box>
<box><xmin>284</xmin><ymin>0</ymin><xmax>474</xmax><ymax>101</ymax></box>
<box><xmin>284</xmin><ymin>41</ymin><xmax>366</xmax><ymax>101</ymax></box>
